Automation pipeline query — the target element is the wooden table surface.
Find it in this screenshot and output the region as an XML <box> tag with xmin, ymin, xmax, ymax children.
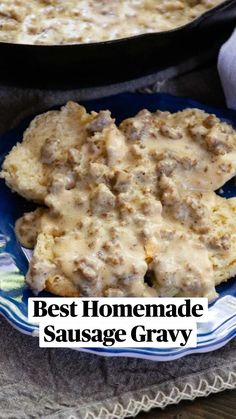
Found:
<box><xmin>136</xmin><ymin>389</ymin><xmax>236</xmax><ymax>418</ymax></box>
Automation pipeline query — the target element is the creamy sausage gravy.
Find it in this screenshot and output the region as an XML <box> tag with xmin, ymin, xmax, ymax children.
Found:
<box><xmin>2</xmin><ymin>101</ymin><xmax>236</xmax><ymax>300</ymax></box>
<box><xmin>0</xmin><ymin>0</ymin><xmax>223</xmax><ymax>45</ymax></box>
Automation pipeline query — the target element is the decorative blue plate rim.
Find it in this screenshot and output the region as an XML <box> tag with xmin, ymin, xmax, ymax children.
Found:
<box><xmin>1</xmin><ymin>92</ymin><xmax>236</xmax><ymax>361</ymax></box>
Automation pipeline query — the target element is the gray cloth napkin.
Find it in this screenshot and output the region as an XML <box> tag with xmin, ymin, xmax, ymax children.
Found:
<box><xmin>0</xmin><ymin>57</ymin><xmax>235</xmax><ymax>419</ymax></box>
<box><xmin>0</xmin><ymin>316</ymin><xmax>236</xmax><ymax>419</ymax></box>
<box><xmin>218</xmin><ymin>27</ymin><xmax>236</xmax><ymax>110</ymax></box>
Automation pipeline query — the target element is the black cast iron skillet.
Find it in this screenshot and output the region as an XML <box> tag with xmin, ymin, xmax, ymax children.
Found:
<box><xmin>0</xmin><ymin>0</ymin><xmax>236</xmax><ymax>89</ymax></box>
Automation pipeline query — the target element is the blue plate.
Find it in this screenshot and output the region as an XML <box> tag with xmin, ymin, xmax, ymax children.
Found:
<box><xmin>1</xmin><ymin>92</ymin><xmax>236</xmax><ymax>361</ymax></box>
